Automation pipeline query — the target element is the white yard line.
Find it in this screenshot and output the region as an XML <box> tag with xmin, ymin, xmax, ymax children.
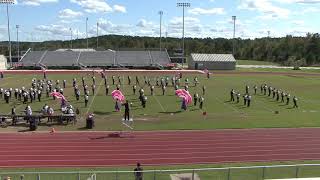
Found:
<box><xmin>153</xmin><ymin>95</ymin><xmax>166</xmax><ymax>112</ymax></box>
<box><xmin>85</xmin><ymin>79</ymin><xmax>103</xmax><ymax>114</ymax></box>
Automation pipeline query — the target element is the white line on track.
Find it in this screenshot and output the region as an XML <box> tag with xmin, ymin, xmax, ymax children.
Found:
<box><xmin>2</xmin><ymin>135</ymin><xmax>320</xmax><ymax>144</ymax></box>
<box><xmin>2</xmin><ymin>139</ymin><xmax>320</xmax><ymax>148</ymax></box>
<box><xmin>2</xmin><ymin>134</ymin><xmax>320</xmax><ymax>141</ymax></box>
<box><xmin>1</xmin><ymin>146</ymin><xmax>320</xmax><ymax>156</ymax></box>
<box><xmin>2</xmin><ymin>152</ymin><xmax>320</xmax><ymax>162</ymax></box>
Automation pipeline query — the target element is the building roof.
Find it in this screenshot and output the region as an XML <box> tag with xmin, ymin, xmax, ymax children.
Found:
<box><xmin>191</xmin><ymin>53</ymin><xmax>236</xmax><ymax>62</ymax></box>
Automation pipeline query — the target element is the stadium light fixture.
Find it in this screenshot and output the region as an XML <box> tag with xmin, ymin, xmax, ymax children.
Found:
<box><xmin>1</xmin><ymin>0</ymin><xmax>14</xmax><ymax>67</ymax></box>
<box><xmin>232</xmin><ymin>16</ymin><xmax>236</xmax><ymax>56</ymax></box>
<box><xmin>159</xmin><ymin>11</ymin><xmax>163</xmax><ymax>52</ymax></box>
<box><xmin>177</xmin><ymin>2</ymin><xmax>191</xmax><ymax>67</ymax></box>
<box><xmin>16</xmin><ymin>25</ymin><xmax>19</xmax><ymax>61</ymax></box>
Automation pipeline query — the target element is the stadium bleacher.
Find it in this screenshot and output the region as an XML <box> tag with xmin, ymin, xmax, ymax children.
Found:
<box><xmin>19</xmin><ymin>49</ymin><xmax>171</xmax><ymax>69</ymax></box>
<box><xmin>41</xmin><ymin>51</ymin><xmax>80</xmax><ymax>67</ymax></box>
<box><xmin>79</xmin><ymin>51</ymin><xmax>114</xmax><ymax>67</ymax></box>
<box><xmin>20</xmin><ymin>51</ymin><xmax>46</xmax><ymax>66</ymax></box>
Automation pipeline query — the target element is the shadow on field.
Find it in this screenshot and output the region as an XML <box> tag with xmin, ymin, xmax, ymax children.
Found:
<box><xmin>93</xmin><ymin>111</ymin><xmax>112</xmax><ymax>116</ymax></box>
<box><xmin>18</xmin><ymin>129</ymin><xmax>31</xmax><ymax>132</ymax></box>
<box><xmin>159</xmin><ymin>111</ymin><xmax>182</xmax><ymax>114</ymax></box>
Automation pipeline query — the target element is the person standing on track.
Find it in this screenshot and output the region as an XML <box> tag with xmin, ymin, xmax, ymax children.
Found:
<box><xmin>134</xmin><ymin>163</ymin><xmax>143</xmax><ymax>180</ymax></box>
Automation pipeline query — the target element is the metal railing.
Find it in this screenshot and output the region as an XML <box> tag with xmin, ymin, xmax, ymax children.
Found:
<box><xmin>1</xmin><ymin>164</ymin><xmax>320</xmax><ymax>180</ymax></box>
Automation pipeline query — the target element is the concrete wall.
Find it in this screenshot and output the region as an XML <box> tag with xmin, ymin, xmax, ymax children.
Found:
<box><xmin>188</xmin><ymin>59</ymin><xmax>236</xmax><ymax>70</ymax></box>
<box><xmin>0</xmin><ymin>55</ymin><xmax>7</xmax><ymax>70</ymax></box>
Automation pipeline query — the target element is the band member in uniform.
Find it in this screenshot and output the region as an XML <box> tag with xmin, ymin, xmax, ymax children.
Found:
<box><xmin>293</xmin><ymin>96</ymin><xmax>298</xmax><ymax>108</ymax></box>
<box><xmin>84</xmin><ymin>94</ymin><xmax>89</xmax><ymax>107</ymax></box>
<box><xmin>105</xmin><ymin>85</ymin><xmax>110</xmax><ymax>95</ymax></box>
<box><xmin>133</xmin><ymin>85</ymin><xmax>137</xmax><ymax>95</ymax></box>
<box><xmin>286</xmin><ymin>93</ymin><xmax>290</xmax><ymax>105</ymax></box>
<box><xmin>199</xmin><ymin>96</ymin><xmax>204</xmax><ymax>109</ymax></box>
<box><xmin>194</xmin><ymin>93</ymin><xmax>199</xmax><ymax>106</ymax></box>
<box><xmin>230</xmin><ymin>89</ymin><xmax>235</xmax><ymax>102</ymax></box>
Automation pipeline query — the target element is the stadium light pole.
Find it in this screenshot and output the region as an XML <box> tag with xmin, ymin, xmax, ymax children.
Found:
<box><xmin>96</xmin><ymin>22</ymin><xmax>99</xmax><ymax>49</ymax></box>
<box><xmin>268</xmin><ymin>30</ymin><xmax>270</xmax><ymax>38</ymax></box>
<box><xmin>177</xmin><ymin>2</ymin><xmax>191</xmax><ymax>67</ymax></box>
<box><xmin>232</xmin><ymin>16</ymin><xmax>236</xmax><ymax>56</ymax></box>
<box><xmin>159</xmin><ymin>11</ymin><xmax>163</xmax><ymax>52</ymax></box>
<box><xmin>1</xmin><ymin>0</ymin><xmax>14</xmax><ymax>67</ymax></box>
<box><xmin>16</xmin><ymin>25</ymin><xmax>19</xmax><ymax>61</ymax></box>
<box><xmin>70</xmin><ymin>28</ymin><xmax>73</xmax><ymax>49</ymax></box>
<box><xmin>108</xmin><ymin>49</ymin><xmax>116</xmax><ymax>67</ymax></box>
<box><xmin>86</xmin><ymin>17</ymin><xmax>88</xmax><ymax>49</ymax></box>
<box><xmin>165</xmin><ymin>31</ymin><xmax>168</xmax><ymax>49</ymax></box>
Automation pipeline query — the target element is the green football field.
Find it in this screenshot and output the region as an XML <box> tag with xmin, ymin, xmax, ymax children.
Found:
<box><xmin>0</xmin><ymin>70</ymin><xmax>319</xmax><ymax>132</ymax></box>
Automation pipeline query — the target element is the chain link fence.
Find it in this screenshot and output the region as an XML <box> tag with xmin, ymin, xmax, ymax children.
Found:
<box><xmin>1</xmin><ymin>164</ymin><xmax>320</xmax><ymax>180</ymax></box>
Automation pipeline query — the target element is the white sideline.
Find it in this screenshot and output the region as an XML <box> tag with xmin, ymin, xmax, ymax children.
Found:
<box><xmin>266</xmin><ymin>178</ymin><xmax>320</xmax><ymax>180</ymax></box>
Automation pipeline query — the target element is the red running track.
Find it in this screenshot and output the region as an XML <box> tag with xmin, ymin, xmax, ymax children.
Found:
<box><xmin>1</xmin><ymin>128</ymin><xmax>320</xmax><ymax>168</ymax></box>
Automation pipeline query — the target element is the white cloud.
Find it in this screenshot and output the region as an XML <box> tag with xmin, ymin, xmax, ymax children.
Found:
<box><xmin>70</xmin><ymin>0</ymin><xmax>112</xmax><ymax>13</ymax></box>
<box><xmin>238</xmin><ymin>0</ymin><xmax>290</xmax><ymax>19</ymax></box>
<box><xmin>113</xmin><ymin>5</ymin><xmax>126</xmax><ymax>13</ymax></box>
<box><xmin>136</xmin><ymin>19</ymin><xmax>153</xmax><ymax>28</ymax></box>
<box><xmin>264</xmin><ymin>0</ymin><xmax>320</xmax><ymax>4</ymax></box>
<box><xmin>188</xmin><ymin>7</ymin><xmax>225</xmax><ymax>15</ymax></box>
<box><xmin>35</xmin><ymin>24</ymin><xmax>70</xmax><ymax>36</ymax></box>
<box><xmin>168</xmin><ymin>17</ymin><xmax>203</xmax><ymax>37</ymax></box>
<box><xmin>20</xmin><ymin>0</ymin><xmax>58</xmax><ymax>6</ymax></box>
<box><xmin>58</xmin><ymin>9</ymin><xmax>83</xmax><ymax>19</ymax></box>
<box><xmin>95</xmin><ymin>18</ymin><xmax>133</xmax><ymax>36</ymax></box>
<box><xmin>292</xmin><ymin>20</ymin><xmax>305</xmax><ymax>26</ymax></box>
<box><xmin>296</xmin><ymin>0</ymin><xmax>320</xmax><ymax>3</ymax></box>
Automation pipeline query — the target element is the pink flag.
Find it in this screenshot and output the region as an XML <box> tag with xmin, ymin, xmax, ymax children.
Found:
<box><xmin>50</xmin><ymin>92</ymin><xmax>67</xmax><ymax>101</ymax></box>
<box><xmin>175</xmin><ymin>89</ymin><xmax>192</xmax><ymax>105</ymax></box>
<box><xmin>111</xmin><ymin>90</ymin><xmax>125</xmax><ymax>102</ymax></box>
<box><xmin>203</xmin><ymin>69</ymin><xmax>212</xmax><ymax>74</ymax></box>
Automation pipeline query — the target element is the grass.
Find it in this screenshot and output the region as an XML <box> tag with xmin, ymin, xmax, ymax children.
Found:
<box><xmin>2</xmin><ymin>161</ymin><xmax>320</xmax><ymax>180</ymax></box>
<box><xmin>0</xmin><ymin>71</ymin><xmax>320</xmax><ymax>132</ymax></box>
<box><xmin>237</xmin><ymin>67</ymin><xmax>320</xmax><ymax>73</ymax></box>
<box><xmin>237</xmin><ymin>60</ymin><xmax>280</xmax><ymax>66</ymax></box>
<box><xmin>1</xmin><ymin>70</ymin><xmax>320</xmax><ymax>179</ymax></box>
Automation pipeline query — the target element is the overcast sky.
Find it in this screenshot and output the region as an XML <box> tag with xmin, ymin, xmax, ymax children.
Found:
<box><xmin>0</xmin><ymin>0</ymin><xmax>319</xmax><ymax>42</ymax></box>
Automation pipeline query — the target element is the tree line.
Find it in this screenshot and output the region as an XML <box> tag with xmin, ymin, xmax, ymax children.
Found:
<box><xmin>1</xmin><ymin>33</ymin><xmax>319</xmax><ymax>66</ymax></box>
